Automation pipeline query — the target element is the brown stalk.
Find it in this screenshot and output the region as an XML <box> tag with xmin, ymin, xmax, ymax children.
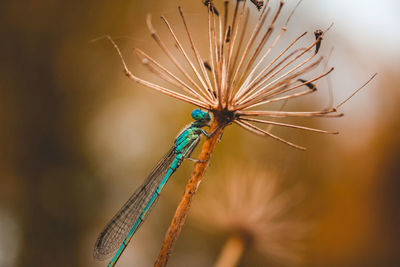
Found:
<box><xmin>146</xmin><ymin>15</ymin><xmax>208</xmax><ymax>101</ymax></box>
<box><xmin>237</xmin><ymin>36</ymin><xmax>323</xmax><ymax>105</ymax></box>
<box><xmin>334</xmin><ymin>73</ymin><xmax>377</xmax><ymax>110</ymax></box>
<box><xmin>155</xmin><ymin>118</ymin><xmax>225</xmax><ymax>267</ymax></box>
<box><xmin>161</xmin><ymin>16</ymin><xmax>213</xmax><ymax>103</ymax></box>
<box><xmin>178</xmin><ymin>7</ymin><xmax>216</xmax><ymax>102</ymax></box>
<box><xmin>234</xmin><ymin>31</ymin><xmax>308</xmax><ymax>101</ymax></box>
<box><xmin>238</xmin><ymin>64</ymin><xmax>331</xmax><ymax>110</ymax></box>
<box><xmin>134</xmin><ymin>48</ymin><xmax>208</xmax><ymax>102</ymax></box>
<box><xmin>240</xmin><ymin>117</ymin><xmax>339</xmax><ymax>134</ymax></box>
<box><xmin>237</xmin><ymin>33</ymin><xmax>322</xmax><ymax>101</ymax></box>
<box><xmin>105</xmin><ymin>35</ymin><xmax>209</xmax><ymax>109</ymax></box>
<box><xmin>234</xmin><ymin>1</ymin><xmax>284</xmax><ymax>95</ymax></box>
<box><xmin>229</xmin><ymin>5</ymin><xmax>269</xmax><ymax>95</ymax></box>
<box><xmin>228</xmin><ymin>5</ymin><xmax>249</xmax><ymax>76</ymax></box>
<box><xmin>226</xmin><ymin>3</ymin><xmax>248</xmax><ymax>107</ymax></box>
<box><xmin>234</xmin><ymin>119</ymin><xmax>306</xmax><ymax>150</ymax></box>
<box><xmin>211</xmin><ymin>5</ymin><xmax>222</xmax><ymax>105</ymax></box>
<box><xmin>237</xmin><ymin>109</ymin><xmax>343</xmax><ymax>118</ymax></box>
<box><xmin>249</xmin><ymin>87</ymin><xmax>315</xmax><ymax>106</ymax></box>
<box><xmin>214</xmin><ymin>235</ymin><xmax>246</xmax><ymax>267</ymax></box>
<box><xmin>207</xmin><ymin>4</ymin><xmax>219</xmax><ymax>99</ymax></box>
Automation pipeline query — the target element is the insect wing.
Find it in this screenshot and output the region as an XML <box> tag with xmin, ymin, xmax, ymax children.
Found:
<box><xmin>94</xmin><ymin>147</ymin><xmax>176</xmax><ymax>260</ymax></box>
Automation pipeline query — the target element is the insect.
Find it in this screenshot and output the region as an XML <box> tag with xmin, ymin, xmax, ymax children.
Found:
<box><xmin>203</xmin><ymin>0</ymin><xmax>220</xmax><ymax>16</ymax></box>
<box><xmin>94</xmin><ymin>109</ymin><xmax>214</xmax><ymax>266</ymax></box>
<box><xmin>250</xmin><ymin>0</ymin><xmax>264</xmax><ymax>10</ymax></box>
<box><xmin>314</xmin><ymin>29</ymin><xmax>323</xmax><ymax>54</ymax></box>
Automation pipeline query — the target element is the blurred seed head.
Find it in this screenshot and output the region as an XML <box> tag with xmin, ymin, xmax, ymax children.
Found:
<box><xmin>192</xmin><ymin>165</ymin><xmax>308</xmax><ymax>265</ymax></box>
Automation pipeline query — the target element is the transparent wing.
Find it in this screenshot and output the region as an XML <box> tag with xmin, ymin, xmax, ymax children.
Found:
<box><xmin>93</xmin><ymin>147</ymin><xmax>176</xmax><ymax>260</ymax></box>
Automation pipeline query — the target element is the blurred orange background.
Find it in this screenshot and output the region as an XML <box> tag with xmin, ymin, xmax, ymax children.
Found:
<box><xmin>1</xmin><ymin>0</ymin><xmax>399</xmax><ymax>266</ymax></box>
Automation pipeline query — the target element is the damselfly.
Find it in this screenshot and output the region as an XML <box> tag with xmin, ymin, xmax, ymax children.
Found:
<box><xmin>94</xmin><ymin>109</ymin><xmax>213</xmax><ymax>266</ymax></box>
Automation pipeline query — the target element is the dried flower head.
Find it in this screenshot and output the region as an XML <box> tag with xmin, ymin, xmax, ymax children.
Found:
<box><xmin>192</xmin><ymin>165</ymin><xmax>307</xmax><ymax>265</ymax></box>
<box><xmin>98</xmin><ymin>1</ymin><xmax>377</xmax><ymax>266</ymax></box>
<box><xmin>108</xmin><ymin>0</ymin><xmax>375</xmax><ymax>150</ymax></box>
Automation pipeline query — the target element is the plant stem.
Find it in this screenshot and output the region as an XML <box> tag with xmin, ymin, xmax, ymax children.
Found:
<box><xmin>214</xmin><ymin>235</ymin><xmax>245</xmax><ymax>267</ymax></box>
<box><xmin>155</xmin><ymin>119</ymin><xmax>223</xmax><ymax>266</ymax></box>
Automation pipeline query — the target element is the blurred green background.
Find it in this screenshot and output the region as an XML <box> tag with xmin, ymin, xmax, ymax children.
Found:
<box><xmin>1</xmin><ymin>0</ymin><xmax>399</xmax><ymax>266</ymax></box>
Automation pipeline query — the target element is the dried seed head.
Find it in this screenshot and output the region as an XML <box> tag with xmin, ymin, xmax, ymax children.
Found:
<box><xmin>107</xmin><ymin>1</ymin><xmax>376</xmax><ymax>150</ymax></box>
<box><xmin>192</xmin><ymin>165</ymin><xmax>307</xmax><ymax>265</ymax></box>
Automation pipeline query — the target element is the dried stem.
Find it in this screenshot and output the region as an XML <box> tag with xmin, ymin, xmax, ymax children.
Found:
<box><xmin>240</xmin><ymin>117</ymin><xmax>338</xmax><ymax>134</ymax></box>
<box><xmin>334</xmin><ymin>73</ymin><xmax>377</xmax><ymax>110</ymax></box>
<box><xmin>178</xmin><ymin>6</ymin><xmax>216</xmax><ymax>102</ymax></box>
<box><xmin>234</xmin><ymin>119</ymin><xmax>306</xmax><ymax>150</ymax></box>
<box><xmin>105</xmin><ymin>35</ymin><xmax>209</xmax><ymax>108</ymax></box>
<box><xmin>155</xmin><ymin>119</ymin><xmax>225</xmax><ymax>267</ymax></box>
<box><xmin>214</xmin><ymin>235</ymin><xmax>245</xmax><ymax>267</ymax></box>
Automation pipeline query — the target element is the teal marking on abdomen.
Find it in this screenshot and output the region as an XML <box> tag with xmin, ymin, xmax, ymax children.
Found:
<box><xmin>108</xmin><ymin>216</ymin><xmax>142</xmax><ymax>266</ymax></box>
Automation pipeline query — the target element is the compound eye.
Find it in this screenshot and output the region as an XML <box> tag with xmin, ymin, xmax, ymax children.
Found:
<box><xmin>191</xmin><ymin>109</ymin><xmax>203</xmax><ymax>120</ymax></box>
<box><xmin>191</xmin><ymin>109</ymin><xmax>211</xmax><ymax>121</ymax></box>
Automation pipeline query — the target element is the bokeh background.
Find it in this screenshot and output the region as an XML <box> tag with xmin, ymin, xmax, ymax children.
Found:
<box><xmin>1</xmin><ymin>0</ymin><xmax>399</xmax><ymax>266</ymax></box>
